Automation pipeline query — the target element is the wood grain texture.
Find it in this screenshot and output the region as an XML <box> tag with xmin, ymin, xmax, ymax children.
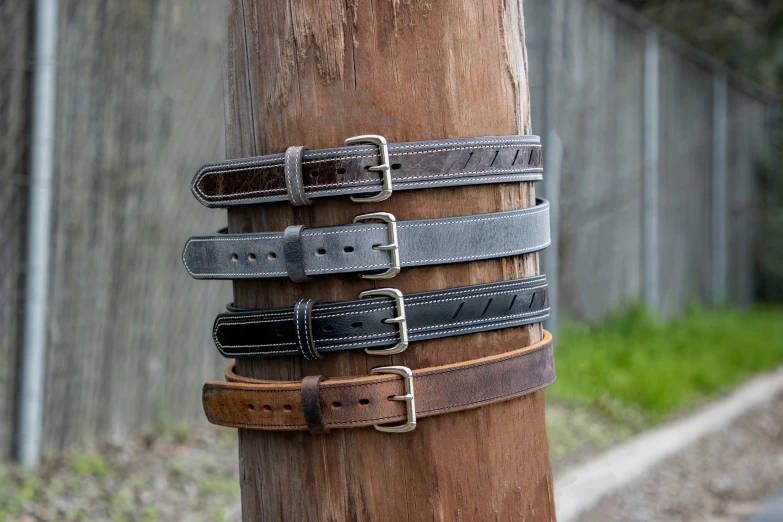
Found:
<box><xmin>225</xmin><ymin>1</ymin><xmax>555</xmax><ymax>520</ymax></box>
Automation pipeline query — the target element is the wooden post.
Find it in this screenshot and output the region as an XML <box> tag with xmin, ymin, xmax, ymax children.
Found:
<box><xmin>224</xmin><ymin>1</ymin><xmax>555</xmax><ymax>520</ymax></box>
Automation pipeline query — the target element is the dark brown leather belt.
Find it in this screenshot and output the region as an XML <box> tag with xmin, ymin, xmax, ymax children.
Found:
<box><xmin>191</xmin><ymin>135</ymin><xmax>543</xmax><ymax>207</ymax></box>
<box><xmin>202</xmin><ymin>330</ymin><xmax>554</xmax><ymax>434</ymax></box>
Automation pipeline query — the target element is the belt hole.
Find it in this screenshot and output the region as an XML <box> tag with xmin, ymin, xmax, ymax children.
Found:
<box><xmin>231</xmin><ymin>253</ymin><xmax>238</xmax><ymax>261</ymax></box>
<box><xmin>283</xmin><ymin>405</ymin><xmax>292</xmax><ymax>412</ymax></box>
<box><xmin>247</xmin><ymin>404</ymin><xmax>255</xmax><ymax>411</ymax></box>
<box><xmin>267</xmin><ymin>251</ymin><xmax>277</xmax><ymax>260</ymax></box>
<box><xmin>343</xmin><ymin>246</ymin><xmax>354</xmax><ymax>253</ymax></box>
<box><xmin>247</xmin><ymin>253</ymin><xmax>256</xmax><ymax>261</ymax></box>
<box><xmin>481</xmin><ymin>298</ymin><xmax>493</xmax><ymax>316</ymax></box>
<box><xmin>310</xmin><ymin>170</ymin><xmax>320</xmax><ymax>177</ymax></box>
<box><xmin>387</xmin><ymin>395</ymin><xmax>395</xmax><ymax>401</ymax></box>
<box><xmin>371</xmin><ymin>243</ymin><xmax>382</xmax><ymax>250</ymax></box>
<box><xmin>512</xmin><ymin>149</ymin><xmax>520</xmax><ymax>165</ymax></box>
<box><xmin>316</xmin><ymin>248</ymin><xmax>326</xmax><ymax>256</ymax></box>
<box><xmin>323</xmin><ymin>325</ymin><xmax>333</xmax><ymax>332</ymax></box>
<box><xmin>337</xmin><ymin>168</ymin><xmax>346</xmax><ymax>174</ymax></box>
<box><xmin>391</xmin><ymin>163</ymin><xmax>401</xmax><ymax>170</ymax></box>
<box><xmin>508</xmin><ymin>294</ymin><xmax>517</xmax><ymax>309</ymax></box>
<box><xmin>263</xmin><ymin>405</ymin><xmax>272</xmax><ymax>412</ymax></box>
<box><xmin>461</xmin><ymin>151</ymin><xmax>474</xmax><ymax>169</ymax></box>
<box><xmin>276</xmin><ymin>330</ymin><xmax>285</xmax><ymax>337</ymax></box>
<box><xmin>351</xmin><ymin>322</ymin><xmax>363</xmax><ymax>328</ymax></box>
<box><xmin>489</xmin><ymin>150</ymin><xmax>499</xmax><ymax>167</ymax></box>
<box><xmin>359</xmin><ymin>399</ymin><xmax>370</xmax><ymax>406</ymax></box>
<box><xmin>529</xmin><ymin>292</ymin><xmax>537</xmax><ymax>308</ymax></box>
<box><xmin>331</xmin><ymin>402</ymin><xmax>342</xmax><ymax>409</ymax></box>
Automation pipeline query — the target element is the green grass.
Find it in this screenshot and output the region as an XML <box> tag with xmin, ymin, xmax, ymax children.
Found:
<box><xmin>549</xmin><ymin>305</ymin><xmax>783</xmax><ymax>422</ymax></box>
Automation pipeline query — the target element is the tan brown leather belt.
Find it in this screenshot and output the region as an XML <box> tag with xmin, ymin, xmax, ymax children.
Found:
<box><xmin>202</xmin><ymin>330</ymin><xmax>554</xmax><ymax>434</ymax></box>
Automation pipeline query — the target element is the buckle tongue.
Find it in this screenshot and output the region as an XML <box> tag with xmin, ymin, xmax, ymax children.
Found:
<box><xmin>358</xmin><ymin>288</ymin><xmax>408</xmax><ymax>355</ymax></box>
<box><xmin>369</xmin><ymin>365</ymin><xmax>416</xmax><ymax>433</ymax></box>
<box><xmin>344</xmin><ymin>135</ymin><xmax>392</xmax><ymax>203</ymax></box>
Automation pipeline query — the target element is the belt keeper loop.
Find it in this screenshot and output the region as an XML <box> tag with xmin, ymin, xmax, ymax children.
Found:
<box><xmin>293</xmin><ymin>298</ymin><xmax>321</xmax><ymax>360</ymax></box>
<box><xmin>284</xmin><ymin>146</ymin><xmax>312</xmax><ymax>206</ymax></box>
<box><xmin>301</xmin><ymin>375</ymin><xmax>330</xmax><ymax>434</ymax></box>
<box><xmin>284</xmin><ymin>225</ymin><xmax>310</xmax><ymax>283</ymax></box>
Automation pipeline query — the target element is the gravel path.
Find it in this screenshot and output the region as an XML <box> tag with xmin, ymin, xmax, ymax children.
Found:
<box><xmin>577</xmin><ymin>393</ymin><xmax>783</xmax><ymax>522</ymax></box>
<box><xmin>0</xmin><ymin>427</ymin><xmax>240</xmax><ymax>522</ymax></box>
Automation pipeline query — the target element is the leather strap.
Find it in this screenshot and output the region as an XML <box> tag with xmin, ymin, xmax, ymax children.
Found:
<box><xmin>301</xmin><ymin>375</ymin><xmax>329</xmax><ymax>434</ymax></box>
<box><xmin>284</xmin><ymin>146</ymin><xmax>312</xmax><ymax>206</ymax></box>
<box><xmin>202</xmin><ymin>330</ymin><xmax>555</xmax><ymax>431</ymax></box>
<box><xmin>191</xmin><ymin>135</ymin><xmax>543</xmax><ymax>207</ymax></box>
<box><xmin>214</xmin><ymin>276</ymin><xmax>549</xmax><ymax>358</ymax></box>
<box><xmin>182</xmin><ymin>199</ymin><xmax>550</xmax><ymax>280</ymax></box>
<box><xmin>283</xmin><ymin>225</ymin><xmax>310</xmax><ymax>283</ymax></box>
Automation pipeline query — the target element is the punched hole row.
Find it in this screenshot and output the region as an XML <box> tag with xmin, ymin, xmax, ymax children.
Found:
<box><xmin>331</xmin><ymin>398</ymin><xmax>371</xmax><ymax>409</ymax></box>
<box><xmin>231</xmin><ymin>252</ymin><xmax>276</xmax><ymax>261</ymax></box>
<box><xmin>248</xmin><ymin>404</ymin><xmax>291</xmax><ymax>412</ymax></box>
<box><xmin>316</xmin><ymin>246</ymin><xmax>355</xmax><ymax>256</ymax></box>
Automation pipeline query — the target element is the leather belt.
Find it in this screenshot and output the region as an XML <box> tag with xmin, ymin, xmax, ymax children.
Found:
<box><xmin>202</xmin><ymin>330</ymin><xmax>554</xmax><ymax>434</ymax></box>
<box><xmin>191</xmin><ymin>135</ymin><xmax>543</xmax><ymax>207</ymax></box>
<box><xmin>214</xmin><ymin>276</ymin><xmax>550</xmax><ymax>359</ymax></box>
<box><xmin>182</xmin><ymin>199</ymin><xmax>550</xmax><ymax>280</ymax></box>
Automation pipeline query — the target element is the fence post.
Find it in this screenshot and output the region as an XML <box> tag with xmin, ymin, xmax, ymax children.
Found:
<box><xmin>643</xmin><ymin>29</ymin><xmax>660</xmax><ymax>313</ymax></box>
<box><xmin>544</xmin><ymin>131</ymin><xmax>563</xmax><ymax>337</ymax></box>
<box><xmin>223</xmin><ymin>1</ymin><xmax>555</xmax><ymax>520</ymax></box>
<box><xmin>711</xmin><ymin>70</ymin><xmax>728</xmax><ymax>305</ymax></box>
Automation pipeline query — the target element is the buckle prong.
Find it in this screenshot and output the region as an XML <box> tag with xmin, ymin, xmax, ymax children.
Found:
<box><xmin>344</xmin><ymin>135</ymin><xmax>393</xmax><ymax>203</ymax></box>
<box><xmin>358</xmin><ymin>288</ymin><xmax>408</xmax><ymax>355</ymax></box>
<box><xmin>369</xmin><ymin>365</ymin><xmax>416</xmax><ymax>433</ymax></box>
<box><xmin>353</xmin><ymin>212</ymin><xmax>400</xmax><ymax>279</ymax></box>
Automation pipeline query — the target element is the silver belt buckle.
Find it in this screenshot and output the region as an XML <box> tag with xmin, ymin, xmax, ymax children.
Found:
<box><xmin>353</xmin><ymin>212</ymin><xmax>400</xmax><ymax>279</ymax></box>
<box><xmin>344</xmin><ymin>134</ymin><xmax>392</xmax><ymax>203</ymax></box>
<box><xmin>358</xmin><ymin>288</ymin><xmax>408</xmax><ymax>355</ymax></box>
<box><xmin>369</xmin><ymin>365</ymin><xmax>416</xmax><ymax>433</ymax></box>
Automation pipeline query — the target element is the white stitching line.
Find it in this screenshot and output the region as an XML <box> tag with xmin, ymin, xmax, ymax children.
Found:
<box><xmin>197</xmin><ymin>172</ymin><xmax>543</xmax><ymax>204</ymax></box>
<box><xmin>294</xmin><ymin>300</ymin><xmax>304</xmax><ymax>358</ymax></box>
<box><xmin>285</xmin><ymin>147</ymin><xmax>297</xmax><ymax>205</ymax></box>
<box><xmin>194</xmin><ymin>140</ymin><xmax>542</xmax><ymax>200</ymax></box>
<box><xmin>315</xmin><ymin>307</ymin><xmax>550</xmax><ymax>344</ymax></box>
<box><xmin>198</xmin><ymin>166</ymin><xmax>543</xmax><ymax>200</ymax></box>
<box><xmin>218</xmin><ymin>285</ymin><xmax>549</xmax><ymax>348</ymax></box>
<box><xmin>303</xmin><ymin>299</ymin><xmax>317</xmax><ymax>360</ymax></box>
<box><xmin>186</xmin><ymin>206</ymin><xmax>547</xmax><ymax>277</ymax></box>
<box><xmin>216</xmin><ymin>280</ymin><xmax>547</xmax><ymax>334</ymax></box>
<box><xmin>316</xmin><ymin>309</ymin><xmax>550</xmax><ymax>350</ymax></box>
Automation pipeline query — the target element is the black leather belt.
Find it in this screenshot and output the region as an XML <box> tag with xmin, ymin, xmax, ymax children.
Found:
<box><xmin>182</xmin><ymin>199</ymin><xmax>550</xmax><ymax>281</ymax></box>
<box><xmin>213</xmin><ymin>276</ymin><xmax>549</xmax><ymax>359</ymax></box>
<box><xmin>190</xmin><ymin>135</ymin><xmax>543</xmax><ymax>207</ymax></box>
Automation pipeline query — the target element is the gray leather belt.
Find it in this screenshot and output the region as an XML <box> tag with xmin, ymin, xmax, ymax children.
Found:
<box><xmin>214</xmin><ymin>276</ymin><xmax>549</xmax><ymax>359</ymax></box>
<box><xmin>190</xmin><ymin>135</ymin><xmax>543</xmax><ymax>207</ymax></box>
<box><xmin>182</xmin><ymin>199</ymin><xmax>550</xmax><ymax>281</ymax></box>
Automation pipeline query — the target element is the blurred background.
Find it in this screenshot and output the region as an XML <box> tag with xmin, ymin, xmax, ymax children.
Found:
<box><xmin>1</xmin><ymin>0</ymin><xmax>782</xmax><ymax>520</ymax></box>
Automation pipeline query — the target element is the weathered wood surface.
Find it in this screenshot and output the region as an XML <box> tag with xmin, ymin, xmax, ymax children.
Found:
<box><xmin>225</xmin><ymin>1</ymin><xmax>555</xmax><ymax>520</ymax></box>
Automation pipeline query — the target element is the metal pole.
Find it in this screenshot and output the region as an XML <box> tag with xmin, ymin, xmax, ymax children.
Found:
<box><xmin>711</xmin><ymin>70</ymin><xmax>728</xmax><ymax>305</ymax></box>
<box><xmin>543</xmin><ymin>131</ymin><xmax>563</xmax><ymax>337</ymax></box>
<box><xmin>643</xmin><ymin>29</ymin><xmax>660</xmax><ymax>313</ymax></box>
<box><xmin>18</xmin><ymin>0</ymin><xmax>59</xmax><ymax>467</ymax></box>
<box><xmin>540</xmin><ymin>0</ymin><xmax>562</xmax><ymax>337</ymax></box>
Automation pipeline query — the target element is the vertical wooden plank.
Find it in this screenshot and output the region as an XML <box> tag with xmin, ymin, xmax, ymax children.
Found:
<box><xmin>225</xmin><ymin>1</ymin><xmax>555</xmax><ymax>520</ymax></box>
